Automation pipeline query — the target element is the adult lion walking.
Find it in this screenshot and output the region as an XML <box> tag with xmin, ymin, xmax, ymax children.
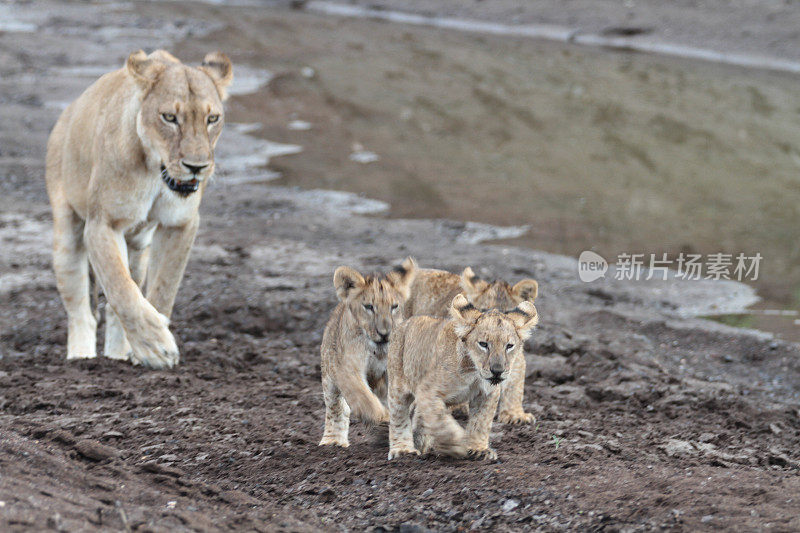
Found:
<box><xmin>45</xmin><ymin>50</ymin><xmax>233</xmax><ymax>368</ymax></box>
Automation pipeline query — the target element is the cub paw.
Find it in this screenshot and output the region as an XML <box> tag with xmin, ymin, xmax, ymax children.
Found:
<box><xmin>467</xmin><ymin>447</ymin><xmax>498</xmax><ymax>461</ymax></box>
<box><xmin>387</xmin><ymin>445</ymin><xmax>419</xmax><ymax>460</ymax></box>
<box><xmin>319</xmin><ymin>436</ymin><xmax>349</xmax><ymax>448</ymax></box>
<box><xmin>497</xmin><ymin>410</ymin><xmax>535</xmax><ymax>425</ymax></box>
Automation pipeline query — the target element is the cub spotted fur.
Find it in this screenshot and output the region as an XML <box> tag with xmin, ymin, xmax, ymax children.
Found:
<box><xmin>387</xmin><ymin>295</ymin><xmax>538</xmax><ymax>460</ymax></box>
<box><xmin>319</xmin><ymin>258</ymin><xmax>417</xmax><ymax>447</ymax></box>
<box><xmin>45</xmin><ymin>49</ymin><xmax>232</xmax><ymax>368</ymax></box>
<box><xmin>405</xmin><ymin>266</ymin><xmax>538</xmax><ymax>424</ymax></box>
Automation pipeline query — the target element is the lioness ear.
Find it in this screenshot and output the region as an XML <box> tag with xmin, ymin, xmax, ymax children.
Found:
<box><xmin>333</xmin><ymin>266</ymin><xmax>365</xmax><ymax>302</ymax></box>
<box><xmin>507</xmin><ymin>301</ymin><xmax>539</xmax><ymax>340</ymax></box>
<box><xmin>512</xmin><ymin>279</ymin><xmax>538</xmax><ymax>303</ymax></box>
<box><xmin>460</xmin><ymin>267</ymin><xmax>487</xmax><ymax>300</ymax></box>
<box><xmin>199</xmin><ymin>52</ymin><xmax>233</xmax><ymax>101</ymax></box>
<box><xmin>126</xmin><ymin>50</ymin><xmax>166</xmax><ymax>90</ymax></box>
<box><xmin>387</xmin><ymin>257</ymin><xmax>418</xmax><ymax>298</ymax></box>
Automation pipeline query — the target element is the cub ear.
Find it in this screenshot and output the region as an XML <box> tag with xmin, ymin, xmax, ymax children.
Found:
<box><xmin>511</xmin><ymin>278</ymin><xmax>538</xmax><ymax>303</ymax></box>
<box><xmin>506</xmin><ymin>301</ymin><xmax>539</xmax><ymax>340</ymax></box>
<box><xmin>387</xmin><ymin>256</ymin><xmax>418</xmax><ymax>298</ymax></box>
<box><xmin>333</xmin><ymin>266</ymin><xmax>365</xmax><ymax>302</ymax></box>
<box><xmin>199</xmin><ymin>52</ymin><xmax>234</xmax><ymax>101</ymax></box>
<box><xmin>450</xmin><ymin>294</ymin><xmax>481</xmax><ymax>337</ymax></box>
<box><xmin>460</xmin><ymin>266</ymin><xmax>488</xmax><ymax>299</ymax></box>
<box><xmin>126</xmin><ymin>50</ymin><xmax>166</xmax><ymax>90</ymax></box>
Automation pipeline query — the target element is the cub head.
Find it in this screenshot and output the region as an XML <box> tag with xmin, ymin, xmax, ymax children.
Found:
<box><xmin>126</xmin><ymin>49</ymin><xmax>234</xmax><ymax>196</ymax></box>
<box><xmin>450</xmin><ymin>294</ymin><xmax>538</xmax><ymax>387</ymax></box>
<box><xmin>460</xmin><ymin>267</ymin><xmax>538</xmax><ymax>311</ymax></box>
<box><xmin>333</xmin><ymin>257</ymin><xmax>418</xmax><ymax>350</ymax></box>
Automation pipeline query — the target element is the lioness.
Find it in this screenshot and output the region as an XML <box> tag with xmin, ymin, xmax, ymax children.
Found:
<box><xmin>405</xmin><ymin>266</ymin><xmax>539</xmax><ymax>424</ymax></box>
<box><xmin>319</xmin><ymin>258</ymin><xmax>417</xmax><ymax>448</ymax></box>
<box><xmin>387</xmin><ymin>294</ymin><xmax>538</xmax><ymax>460</ymax></box>
<box><xmin>45</xmin><ymin>50</ymin><xmax>233</xmax><ymax>368</ymax></box>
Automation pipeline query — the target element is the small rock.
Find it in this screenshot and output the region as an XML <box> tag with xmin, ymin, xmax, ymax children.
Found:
<box><xmin>502</xmin><ymin>499</ymin><xmax>519</xmax><ymax>512</ymax></box>
<box><xmin>75</xmin><ymin>439</ymin><xmax>118</xmax><ymax>461</ymax></box>
<box><xmin>399</xmin><ymin>523</ymin><xmax>428</xmax><ymax>533</ymax></box>
<box><xmin>159</xmin><ymin>453</ymin><xmax>179</xmax><ymax>462</ymax></box>
<box><xmin>421</xmin><ymin>488</ymin><xmax>433</xmax><ymax>498</ymax></box>
<box><xmin>701</xmin><ymin>515</ymin><xmax>713</xmax><ymax>523</ymax></box>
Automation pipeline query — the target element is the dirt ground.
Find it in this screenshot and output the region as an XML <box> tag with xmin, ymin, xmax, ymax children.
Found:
<box><xmin>2</xmin><ymin>1</ymin><xmax>800</xmax><ymax>532</ymax></box>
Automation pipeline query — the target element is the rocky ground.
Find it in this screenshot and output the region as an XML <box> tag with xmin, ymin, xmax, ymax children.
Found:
<box><xmin>2</xmin><ymin>1</ymin><xmax>800</xmax><ymax>531</ymax></box>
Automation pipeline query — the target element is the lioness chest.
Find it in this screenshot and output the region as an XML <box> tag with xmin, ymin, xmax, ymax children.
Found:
<box><xmin>116</xmin><ymin>174</ymin><xmax>201</xmax><ymax>246</ymax></box>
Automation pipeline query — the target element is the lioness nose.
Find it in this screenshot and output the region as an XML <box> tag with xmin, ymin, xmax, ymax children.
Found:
<box><xmin>377</xmin><ymin>332</ymin><xmax>390</xmax><ymax>344</ymax></box>
<box><xmin>182</xmin><ymin>161</ymin><xmax>210</xmax><ymax>175</ymax></box>
<box><xmin>490</xmin><ymin>363</ymin><xmax>504</xmax><ymax>376</ymax></box>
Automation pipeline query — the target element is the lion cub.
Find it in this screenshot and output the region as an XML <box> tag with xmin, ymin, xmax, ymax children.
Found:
<box><xmin>405</xmin><ymin>266</ymin><xmax>539</xmax><ymax>424</ymax></box>
<box><xmin>388</xmin><ymin>294</ymin><xmax>538</xmax><ymax>460</ymax></box>
<box><xmin>319</xmin><ymin>258</ymin><xmax>417</xmax><ymax>448</ymax></box>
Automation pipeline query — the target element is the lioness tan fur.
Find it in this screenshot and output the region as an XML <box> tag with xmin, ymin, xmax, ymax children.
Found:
<box><xmin>388</xmin><ymin>294</ymin><xmax>538</xmax><ymax>460</ymax></box>
<box><xmin>45</xmin><ymin>49</ymin><xmax>233</xmax><ymax>368</ymax></box>
<box><xmin>319</xmin><ymin>258</ymin><xmax>417</xmax><ymax>447</ymax></box>
<box><xmin>405</xmin><ymin>266</ymin><xmax>539</xmax><ymax>424</ymax></box>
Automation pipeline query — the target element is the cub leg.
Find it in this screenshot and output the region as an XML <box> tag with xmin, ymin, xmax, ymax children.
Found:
<box><xmin>85</xmin><ymin>219</ymin><xmax>177</xmax><ymax>369</ymax></box>
<box><xmin>104</xmin><ymin>245</ymin><xmax>150</xmax><ymax>361</ymax></box>
<box><xmin>387</xmin><ymin>386</ymin><xmax>417</xmax><ymax>459</ymax></box>
<box><xmin>52</xmin><ymin>205</ymin><xmax>96</xmax><ymax>359</ymax></box>
<box><xmin>497</xmin><ymin>351</ymin><xmax>535</xmax><ymax>424</ymax></box>
<box><xmin>466</xmin><ymin>387</ymin><xmax>502</xmax><ymax>460</ymax></box>
<box><xmin>416</xmin><ymin>388</ymin><xmax>467</xmax><ymax>457</ymax></box>
<box><xmin>319</xmin><ymin>376</ymin><xmax>351</xmax><ymax>447</ymax></box>
<box><xmin>334</xmin><ymin>356</ymin><xmax>388</xmax><ymax>425</ymax></box>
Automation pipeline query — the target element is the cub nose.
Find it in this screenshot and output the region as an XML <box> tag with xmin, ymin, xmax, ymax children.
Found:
<box><xmin>182</xmin><ymin>160</ymin><xmax>210</xmax><ymax>175</ymax></box>
<box><xmin>490</xmin><ymin>363</ymin><xmax>505</xmax><ymax>376</ymax></box>
<box><xmin>377</xmin><ymin>332</ymin><xmax>390</xmax><ymax>344</ymax></box>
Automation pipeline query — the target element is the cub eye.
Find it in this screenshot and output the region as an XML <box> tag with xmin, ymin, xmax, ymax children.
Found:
<box><xmin>478</xmin><ymin>341</ymin><xmax>489</xmax><ymax>349</ymax></box>
<box><xmin>391</xmin><ymin>304</ymin><xmax>399</xmax><ymax>311</ymax></box>
<box><xmin>506</xmin><ymin>343</ymin><xmax>515</xmax><ymax>351</ymax></box>
<box><xmin>363</xmin><ymin>304</ymin><xmax>374</xmax><ymax>312</ymax></box>
<box><xmin>207</xmin><ymin>114</ymin><xmax>220</xmax><ymax>124</ymax></box>
<box><xmin>161</xmin><ymin>113</ymin><xmax>177</xmax><ymax>124</ymax></box>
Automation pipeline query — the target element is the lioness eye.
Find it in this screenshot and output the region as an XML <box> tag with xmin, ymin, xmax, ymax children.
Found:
<box><xmin>391</xmin><ymin>304</ymin><xmax>399</xmax><ymax>311</ymax></box>
<box><xmin>161</xmin><ymin>113</ymin><xmax>177</xmax><ymax>123</ymax></box>
<box><xmin>363</xmin><ymin>304</ymin><xmax>374</xmax><ymax>312</ymax></box>
<box><xmin>506</xmin><ymin>343</ymin><xmax>515</xmax><ymax>351</ymax></box>
<box><xmin>478</xmin><ymin>341</ymin><xmax>488</xmax><ymax>349</ymax></box>
<box><xmin>207</xmin><ymin>114</ymin><xmax>220</xmax><ymax>124</ymax></box>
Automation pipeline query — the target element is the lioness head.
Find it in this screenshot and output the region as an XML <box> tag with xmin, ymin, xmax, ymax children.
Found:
<box><xmin>460</xmin><ymin>267</ymin><xmax>538</xmax><ymax>311</ymax></box>
<box><xmin>334</xmin><ymin>257</ymin><xmax>418</xmax><ymax>351</ymax></box>
<box><xmin>450</xmin><ymin>294</ymin><xmax>538</xmax><ymax>387</ymax></box>
<box><xmin>126</xmin><ymin>49</ymin><xmax>233</xmax><ymax>196</ymax></box>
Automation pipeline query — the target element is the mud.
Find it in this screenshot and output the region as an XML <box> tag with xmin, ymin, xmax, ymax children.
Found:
<box><xmin>2</xmin><ymin>1</ymin><xmax>800</xmax><ymax>532</ymax></box>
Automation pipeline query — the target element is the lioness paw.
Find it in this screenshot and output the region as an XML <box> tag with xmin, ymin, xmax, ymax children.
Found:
<box><xmin>498</xmin><ymin>410</ymin><xmax>536</xmax><ymax>425</ymax></box>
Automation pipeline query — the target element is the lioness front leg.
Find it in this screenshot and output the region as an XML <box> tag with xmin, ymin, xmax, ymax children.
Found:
<box><xmin>144</xmin><ymin>218</ymin><xmax>199</xmax><ymax>319</ymax></box>
<box><xmin>104</xmin><ymin>245</ymin><xmax>150</xmax><ymax>361</ymax></box>
<box><xmin>466</xmin><ymin>388</ymin><xmax>502</xmax><ymax>460</ymax></box>
<box><xmin>497</xmin><ymin>352</ymin><xmax>535</xmax><ymax>424</ymax></box>
<box><xmin>85</xmin><ymin>219</ymin><xmax>178</xmax><ymax>369</ymax></box>
<box><xmin>52</xmin><ymin>205</ymin><xmax>96</xmax><ymax>359</ymax></box>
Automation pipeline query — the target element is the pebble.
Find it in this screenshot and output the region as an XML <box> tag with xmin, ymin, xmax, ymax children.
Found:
<box><xmin>502</xmin><ymin>499</ymin><xmax>520</xmax><ymax>512</ymax></box>
<box><xmin>74</xmin><ymin>439</ymin><xmax>118</xmax><ymax>461</ymax></box>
